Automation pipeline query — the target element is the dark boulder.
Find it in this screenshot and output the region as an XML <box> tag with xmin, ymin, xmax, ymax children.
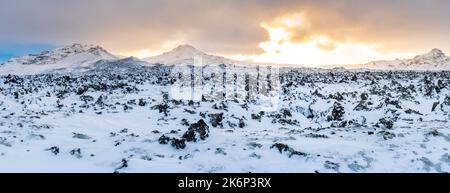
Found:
<box><xmin>182</xmin><ymin>119</ymin><xmax>210</xmax><ymax>142</ymax></box>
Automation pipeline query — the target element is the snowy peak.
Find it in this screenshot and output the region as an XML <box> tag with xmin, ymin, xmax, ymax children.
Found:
<box><xmin>0</xmin><ymin>43</ymin><xmax>118</xmax><ymax>75</ymax></box>
<box><xmin>410</xmin><ymin>48</ymin><xmax>449</xmax><ymax>66</ymax></box>
<box><xmin>3</xmin><ymin>43</ymin><xmax>117</xmax><ymax>66</ymax></box>
<box><xmin>421</xmin><ymin>48</ymin><xmax>446</xmax><ymax>58</ymax></box>
<box><xmin>153</xmin><ymin>44</ymin><xmax>208</xmax><ymax>61</ymax></box>
<box><xmin>364</xmin><ymin>48</ymin><xmax>450</xmax><ymax>70</ymax></box>
<box><xmin>170</xmin><ymin>44</ymin><xmax>205</xmax><ymax>55</ymax></box>
<box><xmin>62</xmin><ymin>43</ymin><xmax>114</xmax><ymax>57</ymax></box>
<box><xmin>144</xmin><ymin>44</ymin><xmax>240</xmax><ymax>66</ymax></box>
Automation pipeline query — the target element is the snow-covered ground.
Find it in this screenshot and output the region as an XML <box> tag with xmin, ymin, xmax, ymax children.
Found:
<box><xmin>0</xmin><ymin>65</ymin><xmax>449</xmax><ymax>173</ymax></box>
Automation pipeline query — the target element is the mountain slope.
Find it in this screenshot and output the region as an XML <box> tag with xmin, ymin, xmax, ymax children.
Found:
<box><xmin>0</xmin><ymin>43</ymin><xmax>118</xmax><ymax>75</ymax></box>
<box><xmin>86</xmin><ymin>57</ymin><xmax>155</xmax><ymax>73</ymax></box>
<box><xmin>2</xmin><ymin>44</ymin><xmax>448</xmax><ymax>75</ymax></box>
<box><xmin>144</xmin><ymin>44</ymin><xmax>241</xmax><ymax>66</ymax></box>
<box><xmin>364</xmin><ymin>49</ymin><xmax>450</xmax><ymax>70</ymax></box>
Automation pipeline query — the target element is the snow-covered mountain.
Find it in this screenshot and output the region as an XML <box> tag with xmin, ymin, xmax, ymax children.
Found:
<box><xmin>364</xmin><ymin>49</ymin><xmax>450</xmax><ymax>70</ymax></box>
<box><xmin>1</xmin><ymin>43</ymin><xmax>449</xmax><ymax>75</ymax></box>
<box><xmin>0</xmin><ymin>43</ymin><xmax>118</xmax><ymax>75</ymax></box>
<box><xmin>0</xmin><ymin>43</ymin><xmax>245</xmax><ymax>75</ymax></box>
<box><xmin>144</xmin><ymin>44</ymin><xmax>241</xmax><ymax>66</ymax></box>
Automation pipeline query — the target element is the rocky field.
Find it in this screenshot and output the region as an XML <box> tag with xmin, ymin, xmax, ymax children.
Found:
<box><xmin>0</xmin><ymin>65</ymin><xmax>449</xmax><ymax>172</ymax></box>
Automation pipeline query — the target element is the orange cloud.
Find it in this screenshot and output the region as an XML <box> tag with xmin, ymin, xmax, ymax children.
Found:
<box><xmin>230</xmin><ymin>11</ymin><xmax>415</xmax><ymax>66</ymax></box>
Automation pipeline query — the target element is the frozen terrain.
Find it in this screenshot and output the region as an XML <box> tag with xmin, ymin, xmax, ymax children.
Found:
<box><xmin>0</xmin><ymin>44</ymin><xmax>449</xmax><ymax>173</ymax></box>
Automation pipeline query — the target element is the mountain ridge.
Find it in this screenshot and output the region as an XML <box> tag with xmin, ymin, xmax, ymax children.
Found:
<box><xmin>1</xmin><ymin>43</ymin><xmax>449</xmax><ymax>75</ymax></box>
<box><xmin>143</xmin><ymin>44</ymin><xmax>242</xmax><ymax>66</ymax></box>
<box><xmin>0</xmin><ymin>43</ymin><xmax>118</xmax><ymax>75</ymax></box>
<box><xmin>2</xmin><ymin>43</ymin><xmax>117</xmax><ymax>65</ymax></box>
<box><xmin>362</xmin><ymin>48</ymin><xmax>450</xmax><ymax>70</ymax></box>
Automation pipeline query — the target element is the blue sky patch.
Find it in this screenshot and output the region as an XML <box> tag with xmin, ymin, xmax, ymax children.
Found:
<box><xmin>0</xmin><ymin>43</ymin><xmax>56</xmax><ymax>63</ymax></box>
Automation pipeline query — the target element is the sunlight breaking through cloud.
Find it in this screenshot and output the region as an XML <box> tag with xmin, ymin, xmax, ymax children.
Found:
<box><xmin>231</xmin><ymin>12</ymin><xmax>414</xmax><ymax>66</ymax></box>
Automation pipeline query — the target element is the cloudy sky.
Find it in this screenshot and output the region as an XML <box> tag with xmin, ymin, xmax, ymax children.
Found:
<box><xmin>1</xmin><ymin>0</ymin><xmax>449</xmax><ymax>65</ymax></box>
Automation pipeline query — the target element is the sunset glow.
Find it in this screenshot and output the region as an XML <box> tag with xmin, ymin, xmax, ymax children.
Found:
<box><xmin>230</xmin><ymin>12</ymin><xmax>414</xmax><ymax>66</ymax></box>
<box><xmin>120</xmin><ymin>49</ymin><xmax>159</xmax><ymax>59</ymax></box>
